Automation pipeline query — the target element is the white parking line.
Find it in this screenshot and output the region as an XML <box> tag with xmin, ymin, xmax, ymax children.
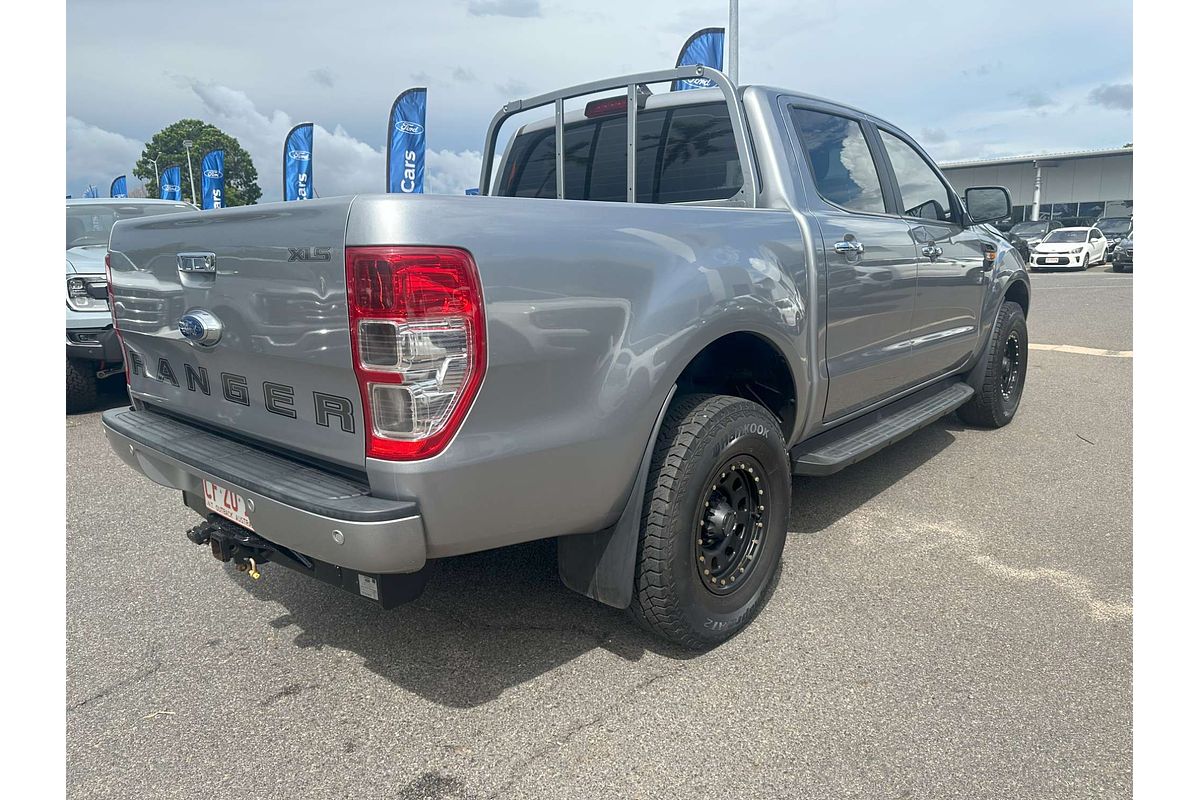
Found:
<box><xmin>1030</xmin><ymin>343</ymin><xmax>1133</xmax><ymax>358</ymax></box>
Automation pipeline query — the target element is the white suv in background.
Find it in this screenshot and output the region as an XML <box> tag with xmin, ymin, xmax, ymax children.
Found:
<box><xmin>1029</xmin><ymin>226</ymin><xmax>1109</xmax><ymax>271</ymax></box>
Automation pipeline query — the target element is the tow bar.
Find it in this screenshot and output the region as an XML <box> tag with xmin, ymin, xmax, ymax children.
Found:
<box><xmin>185</xmin><ymin>515</ymin><xmax>314</xmax><ymax>579</ymax></box>
<box><xmin>182</xmin><ymin>512</ymin><xmax>431</xmax><ymax>607</ymax></box>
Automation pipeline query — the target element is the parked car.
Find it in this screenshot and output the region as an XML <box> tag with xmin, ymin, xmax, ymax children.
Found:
<box><xmin>66</xmin><ymin>198</ymin><xmax>194</xmax><ymax>411</ymax></box>
<box><xmin>1052</xmin><ymin>216</ymin><xmax>1097</xmax><ymax>230</ymax></box>
<box><xmin>101</xmin><ymin>68</ymin><xmax>1031</xmax><ymax>649</ymax></box>
<box><xmin>1008</xmin><ymin>219</ymin><xmax>1063</xmax><ymax>250</ymax></box>
<box><xmin>1030</xmin><ymin>226</ymin><xmax>1109</xmax><ymax>270</ymax></box>
<box><xmin>1095</xmin><ymin>216</ymin><xmax>1133</xmax><ymax>258</ymax></box>
<box><xmin>983</xmin><ymin>223</ymin><xmax>1030</xmax><ymax>263</ymax></box>
<box><xmin>1112</xmin><ymin>231</ymin><xmax>1134</xmax><ymax>272</ymax></box>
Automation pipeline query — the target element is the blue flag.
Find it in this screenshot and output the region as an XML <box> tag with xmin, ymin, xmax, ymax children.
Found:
<box><xmin>387</xmin><ymin>88</ymin><xmax>427</xmax><ymax>194</ymax></box>
<box><xmin>83</xmin><ymin>184</ymin><xmax>99</xmax><ymax>198</ymax></box>
<box><xmin>672</xmin><ymin>27</ymin><xmax>725</xmax><ymax>91</ymax></box>
<box><xmin>110</xmin><ymin>176</ymin><xmax>127</xmax><ymax>198</ymax></box>
<box><xmin>201</xmin><ymin>149</ymin><xmax>225</xmax><ymax>209</ymax></box>
<box><xmin>160</xmin><ymin>166</ymin><xmax>182</xmax><ymax>201</ymax></box>
<box><xmin>283</xmin><ymin>123</ymin><xmax>314</xmax><ymax>201</ymax></box>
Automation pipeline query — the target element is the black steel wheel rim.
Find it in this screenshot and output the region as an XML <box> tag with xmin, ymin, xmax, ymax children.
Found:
<box><xmin>694</xmin><ymin>456</ymin><xmax>769</xmax><ymax>596</ymax></box>
<box><xmin>1000</xmin><ymin>331</ymin><xmax>1022</xmax><ymax>399</ymax></box>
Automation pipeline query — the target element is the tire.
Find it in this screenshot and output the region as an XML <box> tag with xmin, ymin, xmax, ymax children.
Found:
<box><xmin>629</xmin><ymin>394</ymin><xmax>791</xmax><ymax>649</ymax></box>
<box><xmin>66</xmin><ymin>357</ymin><xmax>98</xmax><ymax>413</ymax></box>
<box><xmin>1080</xmin><ymin>254</ymin><xmax>1090</xmax><ymax>271</ymax></box>
<box><xmin>958</xmin><ymin>301</ymin><xmax>1028</xmax><ymax>429</ymax></box>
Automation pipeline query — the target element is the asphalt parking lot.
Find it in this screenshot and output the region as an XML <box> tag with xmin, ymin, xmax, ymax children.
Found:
<box><xmin>66</xmin><ymin>262</ymin><xmax>1132</xmax><ymax>800</ymax></box>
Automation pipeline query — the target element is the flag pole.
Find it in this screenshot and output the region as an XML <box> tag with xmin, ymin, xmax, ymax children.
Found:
<box><xmin>728</xmin><ymin>0</ymin><xmax>739</xmax><ymax>85</ymax></box>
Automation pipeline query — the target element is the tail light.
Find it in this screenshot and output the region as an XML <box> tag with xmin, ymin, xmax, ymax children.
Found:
<box><xmin>346</xmin><ymin>246</ymin><xmax>486</xmax><ymax>460</ymax></box>
<box><xmin>104</xmin><ymin>252</ymin><xmax>131</xmax><ymax>387</ymax></box>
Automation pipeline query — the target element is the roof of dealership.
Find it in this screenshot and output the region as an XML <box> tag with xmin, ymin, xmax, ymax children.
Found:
<box><xmin>939</xmin><ymin>146</ymin><xmax>1133</xmax><ymax>170</ymax></box>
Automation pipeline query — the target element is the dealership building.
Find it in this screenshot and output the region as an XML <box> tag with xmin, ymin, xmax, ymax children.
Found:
<box><xmin>939</xmin><ymin>146</ymin><xmax>1132</xmax><ymax>224</ymax></box>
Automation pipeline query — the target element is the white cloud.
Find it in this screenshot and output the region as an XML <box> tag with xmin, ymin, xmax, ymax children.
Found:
<box><xmin>427</xmin><ymin>148</ymin><xmax>484</xmax><ymax>194</ymax></box>
<box><xmin>66</xmin><ymin>116</ymin><xmax>143</xmax><ymax>196</ymax></box>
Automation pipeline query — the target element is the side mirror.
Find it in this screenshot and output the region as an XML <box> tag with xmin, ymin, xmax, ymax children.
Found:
<box><xmin>965</xmin><ymin>186</ymin><xmax>1012</xmax><ymax>224</ymax></box>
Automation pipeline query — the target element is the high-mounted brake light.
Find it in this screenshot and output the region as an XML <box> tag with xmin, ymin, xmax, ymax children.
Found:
<box><xmin>346</xmin><ymin>246</ymin><xmax>486</xmax><ymax>460</ymax></box>
<box><xmin>584</xmin><ymin>85</ymin><xmax>651</xmax><ymax>118</ymax></box>
<box><xmin>584</xmin><ymin>97</ymin><xmax>628</xmax><ymax>118</ymax></box>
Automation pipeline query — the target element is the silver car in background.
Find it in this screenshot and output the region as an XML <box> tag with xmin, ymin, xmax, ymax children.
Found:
<box><xmin>66</xmin><ymin>198</ymin><xmax>194</xmax><ymax>411</ymax></box>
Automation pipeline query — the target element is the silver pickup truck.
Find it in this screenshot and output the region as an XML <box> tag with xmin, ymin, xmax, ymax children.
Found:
<box><xmin>102</xmin><ymin>68</ymin><xmax>1030</xmax><ymax>648</ymax></box>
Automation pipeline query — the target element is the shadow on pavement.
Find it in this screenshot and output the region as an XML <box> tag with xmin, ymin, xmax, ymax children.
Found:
<box><xmin>231</xmin><ymin>415</ymin><xmax>962</xmax><ymax>709</ymax></box>
<box><xmin>68</xmin><ymin>373</ymin><xmax>130</xmax><ymax>416</ymax></box>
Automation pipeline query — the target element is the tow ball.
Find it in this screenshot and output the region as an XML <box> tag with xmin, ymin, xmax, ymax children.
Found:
<box><xmin>185</xmin><ymin>515</ymin><xmax>310</xmax><ymax>580</ymax></box>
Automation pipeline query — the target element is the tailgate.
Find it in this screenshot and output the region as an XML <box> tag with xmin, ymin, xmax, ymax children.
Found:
<box><xmin>107</xmin><ymin>197</ymin><xmax>364</xmax><ymax>469</ymax></box>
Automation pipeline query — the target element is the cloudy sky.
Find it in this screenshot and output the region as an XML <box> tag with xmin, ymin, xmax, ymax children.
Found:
<box><xmin>66</xmin><ymin>0</ymin><xmax>1132</xmax><ymax>201</ymax></box>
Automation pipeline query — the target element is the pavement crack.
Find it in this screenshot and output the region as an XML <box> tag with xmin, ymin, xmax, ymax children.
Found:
<box><xmin>1076</xmin><ymin>433</ymin><xmax>1097</xmax><ymax>445</ymax></box>
<box><xmin>486</xmin><ymin>669</ymin><xmax>674</xmax><ymax>798</ymax></box>
<box><xmin>849</xmin><ymin>511</ymin><xmax>1132</xmax><ymax>623</ymax></box>
<box><xmin>68</xmin><ymin>655</ymin><xmax>162</xmax><ymax>712</ymax></box>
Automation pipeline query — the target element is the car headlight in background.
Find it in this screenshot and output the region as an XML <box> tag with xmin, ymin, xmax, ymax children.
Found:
<box><xmin>1070</xmin><ymin>247</ymin><xmax>1084</xmax><ymax>253</ymax></box>
<box><xmin>66</xmin><ymin>276</ymin><xmax>109</xmax><ymax>312</ymax></box>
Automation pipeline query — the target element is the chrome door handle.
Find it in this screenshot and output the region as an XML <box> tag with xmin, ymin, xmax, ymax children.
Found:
<box><xmin>921</xmin><ymin>245</ymin><xmax>943</xmax><ymax>259</ymax></box>
<box><xmin>834</xmin><ymin>240</ymin><xmax>865</xmax><ymax>255</ymax></box>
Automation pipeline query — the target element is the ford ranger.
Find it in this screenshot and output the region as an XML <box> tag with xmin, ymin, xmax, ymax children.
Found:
<box><xmin>101</xmin><ymin>68</ymin><xmax>1030</xmax><ymax>648</ymax></box>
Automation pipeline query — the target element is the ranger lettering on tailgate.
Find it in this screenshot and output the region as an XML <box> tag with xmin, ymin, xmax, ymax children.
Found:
<box><xmin>125</xmin><ymin>350</ymin><xmax>356</xmax><ymax>433</ymax></box>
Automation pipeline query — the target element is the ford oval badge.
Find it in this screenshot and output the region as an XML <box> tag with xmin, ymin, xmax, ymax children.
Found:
<box><xmin>178</xmin><ymin>309</ymin><xmax>223</xmax><ymax>346</ymax></box>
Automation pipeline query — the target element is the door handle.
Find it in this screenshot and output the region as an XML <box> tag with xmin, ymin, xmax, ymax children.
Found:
<box><xmin>921</xmin><ymin>245</ymin><xmax>943</xmax><ymax>260</ymax></box>
<box><xmin>834</xmin><ymin>240</ymin><xmax>865</xmax><ymax>255</ymax></box>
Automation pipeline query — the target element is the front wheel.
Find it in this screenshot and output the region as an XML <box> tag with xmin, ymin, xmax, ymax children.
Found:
<box><xmin>958</xmin><ymin>301</ymin><xmax>1028</xmax><ymax>428</ymax></box>
<box><xmin>629</xmin><ymin>394</ymin><xmax>791</xmax><ymax>649</ymax></box>
<box><xmin>1080</xmin><ymin>254</ymin><xmax>1090</xmax><ymax>271</ymax></box>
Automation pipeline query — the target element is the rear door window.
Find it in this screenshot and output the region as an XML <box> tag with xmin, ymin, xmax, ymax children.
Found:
<box><xmin>498</xmin><ymin>102</ymin><xmax>741</xmax><ymax>203</ymax></box>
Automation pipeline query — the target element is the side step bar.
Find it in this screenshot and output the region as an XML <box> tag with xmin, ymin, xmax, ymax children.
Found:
<box><xmin>791</xmin><ymin>381</ymin><xmax>974</xmax><ymax>476</ymax></box>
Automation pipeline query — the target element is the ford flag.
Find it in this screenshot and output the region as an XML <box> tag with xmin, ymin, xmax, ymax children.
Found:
<box><xmin>283</xmin><ymin>122</ymin><xmax>314</xmax><ymax>201</ymax></box>
<box><xmin>672</xmin><ymin>27</ymin><xmax>725</xmax><ymax>91</ymax></box>
<box><xmin>201</xmin><ymin>149</ymin><xmax>225</xmax><ymax>209</ymax></box>
<box><xmin>160</xmin><ymin>166</ymin><xmax>182</xmax><ymax>201</ymax></box>
<box><xmin>387</xmin><ymin>88</ymin><xmax>427</xmax><ymax>194</ymax></box>
<box><xmin>110</xmin><ymin>176</ymin><xmax>127</xmax><ymax>198</ymax></box>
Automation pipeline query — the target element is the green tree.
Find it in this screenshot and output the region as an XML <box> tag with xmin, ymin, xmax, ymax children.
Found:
<box><xmin>134</xmin><ymin>119</ymin><xmax>261</xmax><ymax>206</ymax></box>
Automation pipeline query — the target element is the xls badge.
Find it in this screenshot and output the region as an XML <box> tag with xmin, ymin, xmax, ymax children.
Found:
<box><xmin>178</xmin><ymin>309</ymin><xmax>223</xmax><ymax>347</ymax></box>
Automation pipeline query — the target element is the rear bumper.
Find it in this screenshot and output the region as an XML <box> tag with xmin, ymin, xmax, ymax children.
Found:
<box><xmin>102</xmin><ymin>407</ymin><xmax>427</xmax><ymax>574</ymax></box>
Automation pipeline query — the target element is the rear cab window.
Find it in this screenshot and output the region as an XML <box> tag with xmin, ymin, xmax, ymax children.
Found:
<box><xmin>497</xmin><ymin>102</ymin><xmax>743</xmax><ymax>203</ymax></box>
<box><xmin>788</xmin><ymin>107</ymin><xmax>887</xmax><ymax>214</ymax></box>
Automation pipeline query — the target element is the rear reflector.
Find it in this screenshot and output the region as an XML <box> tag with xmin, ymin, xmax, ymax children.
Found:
<box><xmin>346</xmin><ymin>247</ymin><xmax>486</xmax><ymax>460</ymax></box>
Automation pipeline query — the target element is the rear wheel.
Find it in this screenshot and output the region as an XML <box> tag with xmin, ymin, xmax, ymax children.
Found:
<box><xmin>66</xmin><ymin>358</ymin><xmax>98</xmax><ymax>413</ymax></box>
<box><xmin>958</xmin><ymin>301</ymin><xmax>1028</xmax><ymax>429</ymax></box>
<box><xmin>629</xmin><ymin>394</ymin><xmax>791</xmax><ymax>649</ymax></box>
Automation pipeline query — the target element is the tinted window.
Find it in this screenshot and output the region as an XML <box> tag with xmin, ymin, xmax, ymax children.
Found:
<box><xmin>1096</xmin><ymin>218</ymin><xmax>1132</xmax><ymax>235</ymax></box>
<box><xmin>498</xmin><ymin>102</ymin><xmax>741</xmax><ymax>203</ymax></box>
<box><xmin>878</xmin><ymin>130</ymin><xmax>955</xmax><ymax>222</ymax></box>
<box><xmin>790</xmin><ymin>108</ymin><xmax>885</xmax><ymax>214</ymax></box>
<box><xmin>1044</xmin><ymin>230</ymin><xmax>1087</xmax><ymax>243</ymax></box>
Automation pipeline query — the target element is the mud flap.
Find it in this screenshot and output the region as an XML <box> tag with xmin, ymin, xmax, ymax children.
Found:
<box><xmin>557</xmin><ymin>386</ymin><xmax>676</xmax><ymax>609</ymax></box>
